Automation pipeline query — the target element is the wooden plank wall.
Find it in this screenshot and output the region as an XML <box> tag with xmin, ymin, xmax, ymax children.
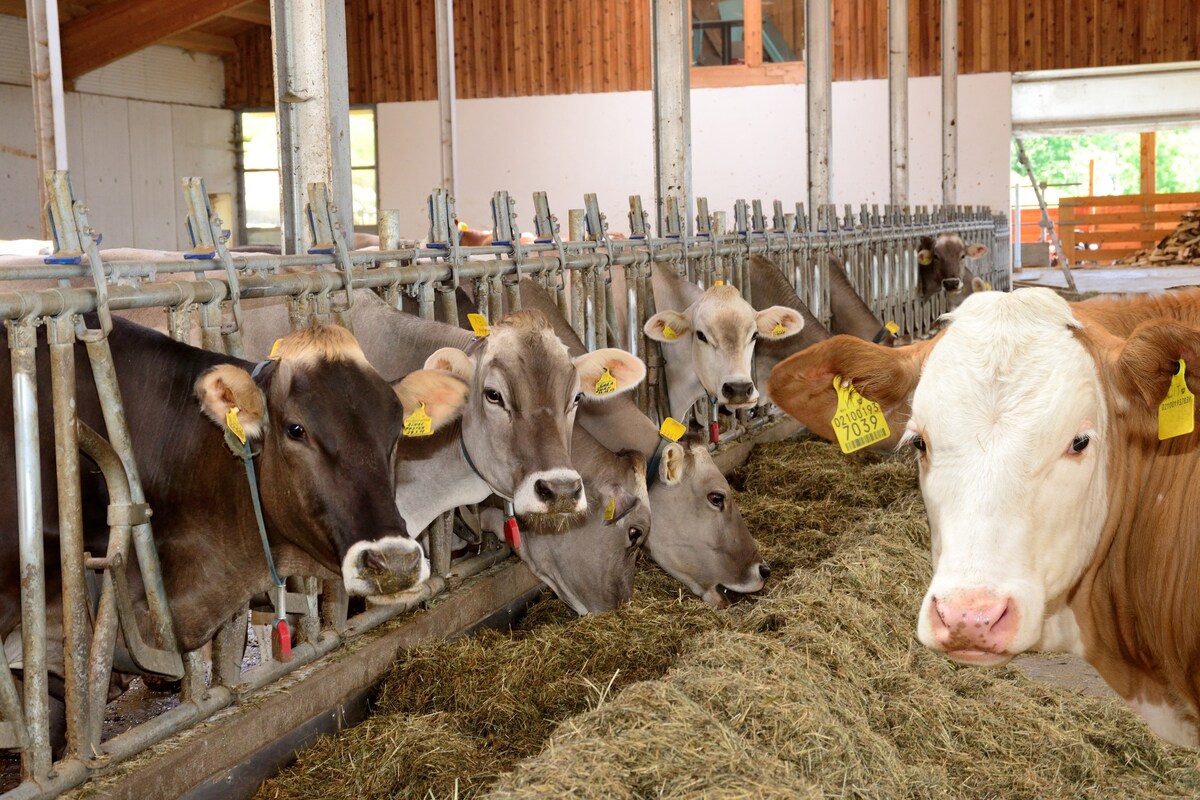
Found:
<box><xmin>224</xmin><ymin>0</ymin><xmax>1200</xmax><ymax>108</ymax></box>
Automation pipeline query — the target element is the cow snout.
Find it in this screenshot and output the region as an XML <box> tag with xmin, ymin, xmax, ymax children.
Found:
<box><xmin>721</xmin><ymin>380</ymin><xmax>757</xmax><ymax>406</ymax></box>
<box><xmin>515</xmin><ymin>469</ymin><xmax>588</xmax><ymax>517</ymax></box>
<box><xmin>928</xmin><ymin>590</ymin><xmax>1017</xmax><ymax>663</ymax></box>
<box><xmin>942</xmin><ymin>277</ymin><xmax>963</xmax><ymax>292</ymax></box>
<box><xmin>535</xmin><ymin>476</ymin><xmax>583</xmax><ymax>504</ymax></box>
<box><xmin>758</xmin><ymin>563</ymin><xmax>771</xmax><ymax>580</ymax></box>
<box><xmin>342</xmin><ymin>535</ymin><xmax>430</xmax><ymax>598</ymax></box>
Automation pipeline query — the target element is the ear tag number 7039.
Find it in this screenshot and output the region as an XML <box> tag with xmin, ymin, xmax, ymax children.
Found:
<box><xmin>830</xmin><ymin>376</ymin><xmax>890</xmax><ymax>454</ymax></box>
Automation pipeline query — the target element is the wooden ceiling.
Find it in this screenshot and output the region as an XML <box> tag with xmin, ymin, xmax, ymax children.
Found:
<box><xmin>0</xmin><ymin>0</ymin><xmax>269</xmax><ymax>79</ymax></box>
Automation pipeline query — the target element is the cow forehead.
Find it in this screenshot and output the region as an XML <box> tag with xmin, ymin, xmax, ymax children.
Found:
<box><xmin>693</xmin><ymin>291</ymin><xmax>755</xmax><ymax>338</ymax></box>
<box><xmin>914</xmin><ymin>290</ymin><xmax>1100</xmax><ymax>439</ymax></box>
<box><xmin>478</xmin><ymin>323</ymin><xmax>577</xmax><ymax>394</ymax></box>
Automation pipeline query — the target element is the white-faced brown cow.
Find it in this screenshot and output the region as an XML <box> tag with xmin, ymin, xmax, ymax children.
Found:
<box><xmin>767</xmin><ymin>287</ymin><xmax>1200</xmax><ymax>746</ymax></box>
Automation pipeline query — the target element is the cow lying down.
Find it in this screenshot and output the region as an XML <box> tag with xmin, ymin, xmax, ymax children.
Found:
<box><xmin>768</xmin><ymin>286</ymin><xmax>1200</xmax><ymax>746</ymax></box>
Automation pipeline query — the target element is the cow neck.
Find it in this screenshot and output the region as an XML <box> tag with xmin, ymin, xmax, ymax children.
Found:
<box><xmin>827</xmin><ymin>256</ymin><xmax>886</xmax><ymax>340</ymax></box>
<box><xmin>459</xmin><ymin>431</ymin><xmax>511</xmax><ymax>501</ymax></box>
<box><xmin>392</xmin><ymin>420</ymin><xmax>493</xmax><ymax>533</ymax></box>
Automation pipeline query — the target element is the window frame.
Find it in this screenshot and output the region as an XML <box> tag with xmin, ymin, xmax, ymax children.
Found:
<box><xmin>690</xmin><ymin>0</ymin><xmax>807</xmax><ymax>89</ymax></box>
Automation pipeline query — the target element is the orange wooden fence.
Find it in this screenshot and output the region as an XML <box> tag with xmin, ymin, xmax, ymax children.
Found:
<box><xmin>1057</xmin><ymin>192</ymin><xmax>1200</xmax><ymax>265</ymax></box>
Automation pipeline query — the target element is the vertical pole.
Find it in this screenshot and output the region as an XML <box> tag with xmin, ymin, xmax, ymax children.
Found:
<box><xmin>806</xmin><ymin>0</ymin><xmax>832</xmax><ymax>221</ymax></box>
<box><xmin>888</xmin><ymin>0</ymin><xmax>909</xmax><ymax>206</ymax></box>
<box><xmin>435</xmin><ymin>0</ymin><xmax>458</xmax><ymax>195</ymax></box>
<box><xmin>941</xmin><ymin>0</ymin><xmax>957</xmax><ymax>206</ymax></box>
<box><xmin>651</xmin><ymin>0</ymin><xmax>694</xmax><ymax>237</ymax></box>
<box><xmin>25</xmin><ymin>0</ymin><xmax>68</xmax><ymax>237</ymax></box>
<box><xmin>270</xmin><ymin>0</ymin><xmax>354</xmax><ymax>253</ymax></box>
<box><xmin>1140</xmin><ymin>132</ymin><xmax>1157</xmax><ymax>194</ymax></box>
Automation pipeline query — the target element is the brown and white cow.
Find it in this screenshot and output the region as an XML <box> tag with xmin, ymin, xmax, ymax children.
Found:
<box><xmin>767</xmin><ymin>287</ymin><xmax>1200</xmax><ymax>746</ymax></box>
<box><xmin>917</xmin><ymin>233</ymin><xmax>989</xmax><ymax>305</ymax></box>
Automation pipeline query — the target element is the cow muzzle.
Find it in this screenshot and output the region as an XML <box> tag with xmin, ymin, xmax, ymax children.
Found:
<box><xmin>924</xmin><ymin>589</ymin><xmax>1018</xmax><ymax>666</ymax></box>
<box><xmin>720</xmin><ymin>379</ymin><xmax>759</xmax><ymax>409</ymax></box>
<box><xmin>942</xmin><ymin>277</ymin><xmax>963</xmax><ymax>292</ymax></box>
<box><xmin>514</xmin><ymin>468</ymin><xmax>587</xmax><ymax>518</ymax></box>
<box><xmin>341</xmin><ymin>535</ymin><xmax>430</xmax><ymax>598</ymax></box>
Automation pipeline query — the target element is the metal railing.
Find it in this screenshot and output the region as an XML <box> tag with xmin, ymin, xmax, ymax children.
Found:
<box><xmin>0</xmin><ymin>170</ymin><xmax>1008</xmax><ymax>798</ymax></box>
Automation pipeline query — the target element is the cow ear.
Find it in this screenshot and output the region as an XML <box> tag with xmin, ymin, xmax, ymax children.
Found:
<box><xmin>965</xmin><ymin>243</ymin><xmax>988</xmax><ymax>259</ymax></box>
<box><xmin>424</xmin><ymin>347</ymin><xmax>475</xmax><ymax>383</ymax></box>
<box><xmin>918</xmin><ymin>248</ymin><xmax>934</xmax><ymax>266</ymax></box>
<box><xmin>605</xmin><ymin>488</ymin><xmax>641</xmax><ymax>527</ymax></box>
<box><xmin>195</xmin><ymin>364</ymin><xmax>267</xmax><ymax>440</ymax></box>
<box><xmin>658</xmin><ymin>442</ymin><xmax>687</xmax><ymax>486</ymax></box>
<box><xmin>971</xmin><ymin>276</ymin><xmax>987</xmax><ymax>293</ymax></box>
<box><xmin>755</xmin><ymin>306</ymin><xmax>805</xmax><ymax>339</ymax></box>
<box><xmin>1112</xmin><ymin>320</ymin><xmax>1200</xmax><ymax>415</ymax></box>
<box><xmin>644</xmin><ymin>310</ymin><xmax>691</xmax><ymax>342</ymax></box>
<box><xmin>574</xmin><ymin>349</ymin><xmax>646</xmax><ymax>399</ymax></box>
<box><xmin>394</xmin><ymin>369</ymin><xmax>470</xmax><ymax>432</ymax></box>
<box><xmin>766</xmin><ymin>335</ymin><xmax>931</xmax><ymax>447</ymax></box>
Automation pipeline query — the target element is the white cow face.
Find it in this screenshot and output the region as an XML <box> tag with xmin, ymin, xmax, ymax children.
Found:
<box><xmin>645</xmin><ymin>285</ymin><xmax>804</xmax><ymax>410</ymax></box>
<box><xmin>909</xmin><ymin>289</ymin><xmax>1110</xmax><ymax>665</ymax></box>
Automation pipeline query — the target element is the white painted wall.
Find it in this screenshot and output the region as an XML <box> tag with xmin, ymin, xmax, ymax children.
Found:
<box><xmin>0</xmin><ymin>14</ymin><xmax>233</xmax><ymax>247</ymax></box>
<box><xmin>378</xmin><ymin>73</ymin><xmax>1012</xmax><ymax>239</ymax></box>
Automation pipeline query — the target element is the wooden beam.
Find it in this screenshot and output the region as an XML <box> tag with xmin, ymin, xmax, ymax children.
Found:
<box><xmin>0</xmin><ymin>0</ymin><xmax>27</xmax><ymax>16</ymax></box>
<box><xmin>743</xmin><ymin>0</ymin><xmax>763</xmax><ymax>66</ymax></box>
<box><xmin>160</xmin><ymin>30</ymin><xmax>238</xmax><ymax>56</ymax></box>
<box><xmin>61</xmin><ymin>0</ymin><xmax>247</xmax><ymax>78</ymax></box>
<box><xmin>1140</xmin><ymin>131</ymin><xmax>1157</xmax><ymax>195</ymax></box>
<box><xmin>222</xmin><ymin>2</ymin><xmax>270</xmax><ymax>26</ymax></box>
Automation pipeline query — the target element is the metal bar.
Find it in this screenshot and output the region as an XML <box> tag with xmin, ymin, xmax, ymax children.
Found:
<box><xmin>25</xmin><ymin>0</ymin><xmax>66</xmax><ymax>237</ymax></box>
<box><xmin>806</xmin><ymin>0</ymin><xmax>832</xmax><ymax>217</ymax></box>
<box><xmin>9</xmin><ymin>318</ymin><xmax>52</xmax><ymax>780</ymax></box>
<box><xmin>429</xmin><ymin>511</ymin><xmax>453</xmax><ymax>579</ymax></box>
<box><xmin>434</xmin><ymin>0</ymin><xmax>458</xmax><ymax>195</ymax></box>
<box><xmin>941</xmin><ymin>0</ymin><xmax>957</xmax><ymax>205</ymax></box>
<box><xmin>651</xmin><ymin>0</ymin><xmax>693</xmax><ymax>237</ymax></box>
<box><xmin>889</xmin><ymin>0</ymin><xmax>909</xmax><ymax>206</ymax></box>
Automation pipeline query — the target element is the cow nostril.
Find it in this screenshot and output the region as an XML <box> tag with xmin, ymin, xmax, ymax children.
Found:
<box><xmin>568</xmin><ymin>478</ymin><xmax>583</xmax><ymax>499</ymax></box>
<box><xmin>534</xmin><ymin>479</ymin><xmax>555</xmax><ymax>501</ymax></box>
<box><xmin>722</xmin><ymin>381</ymin><xmax>754</xmax><ymax>398</ymax></box>
<box><xmin>360</xmin><ymin>548</ymin><xmax>388</xmax><ymax>575</ymax></box>
<box><xmin>759</xmin><ymin>563</ymin><xmax>771</xmax><ymax>580</ymax></box>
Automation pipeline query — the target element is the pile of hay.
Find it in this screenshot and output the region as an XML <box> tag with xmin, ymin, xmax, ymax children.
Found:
<box><xmin>256</xmin><ymin>439</ymin><xmax>1199</xmax><ymax>800</ymax></box>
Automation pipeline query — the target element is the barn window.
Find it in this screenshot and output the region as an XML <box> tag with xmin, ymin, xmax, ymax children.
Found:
<box><xmin>238</xmin><ymin>108</ymin><xmax>378</xmax><ymax>246</ymax></box>
<box><xmin>690</xmin><ymin>0</ymin><xmax>804</xmax><ymax>88</ymax></box>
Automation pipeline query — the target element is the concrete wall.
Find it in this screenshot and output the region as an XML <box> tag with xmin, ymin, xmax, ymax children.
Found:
<box><xmin>0</xmin><ymin>14</ymin><xmax>233</xmax><ymax>248</ymax></box>
<box><xmin>378</xmin><ymin>73</ymin><xmax>1012</xmax><ymax>239</ymax></box>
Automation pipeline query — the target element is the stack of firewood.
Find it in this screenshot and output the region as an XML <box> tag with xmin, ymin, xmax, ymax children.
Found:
<box><xmin>1122</xmin><ymin>208</ymin><xmax>1200</xmax><ymax>264</ymax></box>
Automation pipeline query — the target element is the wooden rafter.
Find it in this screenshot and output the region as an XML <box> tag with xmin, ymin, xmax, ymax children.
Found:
<box><xmin>60</xmin><ymin>0</ymin><xmax>248</xmax><ymax>78</ymax></box>
<box><xmin>161</xmin><ymin>30</ymin><xmax>237</xmax><ymax>57</ymax></box>
<box><xmin>222</xmin><ymin>2</ymin><xmax>270</xmax><ymax>26</ymax></box>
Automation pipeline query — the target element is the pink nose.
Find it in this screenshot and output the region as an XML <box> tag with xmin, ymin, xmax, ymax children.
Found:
<box><xmin>929</xmin><ymin>590</ymin><xmax>1017</xmax><ymax>654</ymax></box>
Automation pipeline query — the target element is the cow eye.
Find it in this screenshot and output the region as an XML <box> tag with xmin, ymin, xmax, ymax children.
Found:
<box><xmin>484</xmin><ymin>388</ymin><xmax>504</xmax><ymax>407</ymax></box>
<box><xmin>911</xmin><ymin>434</ymin><xmax>926</xmax><ymax>453</ymax></box>
<box><xmin>573</xmin><ymin>391</ymin><xmax>585</xmax><ymax>405</ymax></box>
<box><xmin>695</xmin><ymin>330</ymin><xmax>708</xmax><ymax>344</ymax></box>
<box><xmin>286</xmin><ymin>423</ymin><xmax>306</xmax><ymax>441</ymax></box>
<box><xmin>751</xmin><ymin>331</ymin><xmax>760</xmax><ymax>342</ymax></box>
<box><xmin>707</xmin><ymin>492</ymin><xmax>725</xmax><ymax>510</ymax></box>
<box><xmin>628</xmin><ymin>526</ymin><xmax>644</xmax><ymax>545</ymax></box>
<box><xmin>1069</xmin><ymin>434</ymin><xmax>1090</xmax><ymax>454</ymax></box>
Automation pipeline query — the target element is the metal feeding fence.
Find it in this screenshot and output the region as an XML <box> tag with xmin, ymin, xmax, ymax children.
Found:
<box><xmin>0</xmin><ymin>170</ymin><xmax>1009</xmax><ymax>799</ymax></box>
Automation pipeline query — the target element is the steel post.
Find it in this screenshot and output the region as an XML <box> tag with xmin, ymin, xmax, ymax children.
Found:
<box><xmin>650</xmin><ymin>0</ymin><xmax>693</xmax><ymax>237</ymax></box>
<box><xmin>941</xmin><ymin>0</ymin><xmax>958</xmax><ymax>205</ymax></box>
<box><xmin>434</xmin><ymin>0</ymin><xmax>458</xmax><ymax>195</ymax></box>
<box><xmin>889</xmin><ymin>0</ymin><xmax>909</xmax><ymax>206</ymax></box>
<box><xmin>806</xmin><ymin>0</ymin><xmax>832</xmax><ymax>218</ymax></box>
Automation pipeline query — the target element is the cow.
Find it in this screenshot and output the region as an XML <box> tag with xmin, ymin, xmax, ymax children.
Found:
<box><xmin>612</xmin><ymin>266</ymin><xmax>806</xmax><ymax>420</ymax></box>
<box><xmin>917</xmin><ymin>233</ymin><xmax>989</xmax><ymax>304</ymax></box>
<box><xmin>1</xmin><ymin>317</ymin><xmax>445</xmax><ymax>744</ymax></box>
<box><xmin>766</xmin><ymin>286</ymin><xmax>1200</xmax><ymax>746</ymax></box>
<box><xmin>519</xmin><ymin>279</ymin><xmax>771</xmax><ymax>607</ymax></box>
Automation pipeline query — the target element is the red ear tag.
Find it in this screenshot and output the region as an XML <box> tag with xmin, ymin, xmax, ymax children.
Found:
<box><xmin>272</xmin><ymin>619</ymin><xmax>292</xmax><ymax>663</ymax></box>
<box><xmin>504</xmin><ymin>516</ymin><xmax>521</xmax><ymax>549</ymax></box>
<box><xmin>710</xmin><ymin>421</ymin><xmax>720</xmax><ymax>445</ymax></box>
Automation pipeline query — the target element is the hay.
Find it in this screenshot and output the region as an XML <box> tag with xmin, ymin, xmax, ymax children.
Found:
<box><xmin>257</xmin><ymin>436</ymin><xmax>1200</xmax><ymax>800</ymax></box>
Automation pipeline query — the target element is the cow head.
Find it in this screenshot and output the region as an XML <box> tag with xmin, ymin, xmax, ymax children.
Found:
<box><xmin>195</xmin><ymin>326</ymin><xmax>434</xmax><ymax>601</ymax></box>
<box><xmin>644</xmin><ymin>434</ymin><xmax>768</xmax><ymax>608</ymax></box>
<box><xmin>918</xmin><ymin>234</ymin><xmax>988</xmax><ymax>301</ymax></box>
<box><xmin>508</xmin><ymin>433</ymin><xmax>648</xmax><ymax>614</ymax></box>
<box><xmin>424</xmin><ymin>310</ymin><xmax>645</xmax><ymax>528</ymax></box>
<box><xmin>645</xmin><ymin>285</ymin><xmax>804</xmax><ymax>410</ymax></box>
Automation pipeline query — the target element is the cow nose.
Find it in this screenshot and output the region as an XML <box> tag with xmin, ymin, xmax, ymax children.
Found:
<box><xmin>722</xmin><ymin>380</ymin><xmax>754</xmax><ymax>399</ymax></box>
<box><xmin>534</xmin><ymin>476</ymin><xmax>583</xmax><ymax>503</ymax></box>
<box><xmin>942</xmin><ymin>277</ymin><xmax>963</xmax><ymax>292</ymax></box>
<box><xmin>929</xmin><ymin>591</ymin><xmax>1016</xmax><ymax>654</ymax></box>
<box><xmin>758</xmin><ymin>563</ymin><xmax>771</xmax><ymax>580</ymax></box>
<box><xmin>360</xmin><ymin>548</ymin><xmax>389</xmax><ymax>575</ymax></box>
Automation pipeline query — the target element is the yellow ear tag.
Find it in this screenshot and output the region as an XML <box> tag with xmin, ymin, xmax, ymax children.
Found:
<box><xmin>831</xmin><ymin>376</ymin><xmax>890</xmax><ymax>454</ymax></box>
<box><xmin>404</xmin><ymin>402</ymin><xmax>434</xmax><ymax>437</ymax></box>
<box><xmin>226</xmin><ymin>406</ymin><xmax>247</xmax><ymax>445</ymax></box>
<box><xmin>885</xmin><ymin>321</ymin><xmax>900</xmax><ymax>336</ymax></box>
<box><xmin>467</xmin><ymin>313</ymin><xmax>490</xmax><ymax>338</ymax></box>
<box><xmin>918</xmin><ymin>251</ymin><xmax>933</xmax><ymax>266</ymax></box>
<box><xmin>594</xmin><ymin>367</ymin><xmax>617</xmax><ymax>395</ymax></box>
<box><xmin>771</xmin><ymin>322</ymin><xmax>787</xmax><ymax>337</ymax></box>
<box><xmin>713</xmin><ymin>279</ymin><xmax>725</xmax><ymax>286</ymax></box>
<box><xmin>1158</xmin><ymin>359</ymin><xmax>1194</xmax><ymax>441</ymax></box>
<box><xmin>661</xmin><ymin>322</ymin><xmax>679</xmax><ymax>340</ymax></box>
<box><xmin>604</xmin><ymin>497</ymin><xmax>616</xmax><ymax>522</ymax></box>
<box><xmin>659</xmin><ymin>417</ymin><xmax>686</xmax><ymax>442</ymax></box>
<box><xmin>269</xmin><ymin>338</ymin><xmax>283</xmax><ymax>360</ymax></box>
<box><xmin>983</xmin><ymin>281</ymin><xmax>993</xmax><ymax>291</ymax></box>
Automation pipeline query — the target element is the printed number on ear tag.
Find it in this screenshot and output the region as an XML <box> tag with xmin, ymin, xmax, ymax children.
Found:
<box><xmin>1159</xmin><ymin>359</ymin><xmax>1195</xmax><ymax>441</ymax></box>
<box><xmin>831</xmin><ymin>376</ymin><xmax>890</xmax><ymax>454</ymax></box>
<box><xmin>604</xmin><ymin>497</ymin><xmax>616</xmax><ymax>522</ymax></box>
<box><xmin>404</xmin><ymin>402</ymin><xmax>434</xmax><ymax>437</ymax></box>
<box><xmin>662</xmin><ymin>322</ymin><xmax>679</xmax><ymax>340</ymax></box>
<box><xmin>226</xmin><ymin>406</ymin><xmax>247</xmax><ymax>445</ymax></box>
<box><xmin>885</xmin><ymin>321</ymin><xmax>900</xmax><ymax>336</ymax></box>
<box><xmin>467</xmin><ymin>313</ymin><xmax>490</xmax><ymax>338</ymax></box>
<box><xmin>594</xmin><ymin>367</ymin><xmax>617</xmax><ymax>395</ymax></box>
<box><xmin>659</xmin><ymin>417</ymin><xmax>686</xmax><ymax>442</ymax></box>
<box><xmin>771</xmin><ymin>322</ymin><xmax>787</xmax><ymax>337</ymax></box>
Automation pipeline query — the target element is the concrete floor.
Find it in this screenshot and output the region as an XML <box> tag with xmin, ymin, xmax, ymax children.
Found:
<box><xmin>1016</xmin><ymin>265</ymin><xmax>1200</xmax><ymax>294</ymax></box>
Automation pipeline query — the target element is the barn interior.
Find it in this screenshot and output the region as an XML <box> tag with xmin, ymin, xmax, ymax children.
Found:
<box><xmin>1</xmin><ymin>1</ymin><xmax>1199</xmax><ymax>798</ymax></box>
